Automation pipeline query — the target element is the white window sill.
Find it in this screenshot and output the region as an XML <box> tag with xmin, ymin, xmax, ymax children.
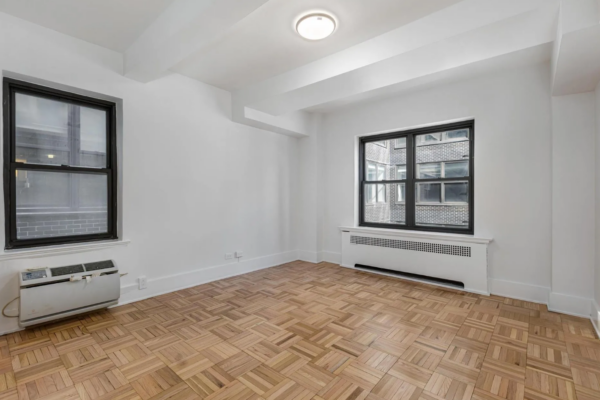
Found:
<box><xmin>0</xmin><ymin>239</ymin><xmax>131</xmax><ymax>261</ymax></box>
<box><xmin>339</xmin><ymin>226</ymin><xmax>492</xmax><ymax>245</ymax></box>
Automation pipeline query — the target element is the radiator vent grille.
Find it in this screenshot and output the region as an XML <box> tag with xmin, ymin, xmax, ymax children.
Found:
<box><xmin>350</xmin><ymin>235</ymin><xmax>471</xmax><ymax>257</ymax></box>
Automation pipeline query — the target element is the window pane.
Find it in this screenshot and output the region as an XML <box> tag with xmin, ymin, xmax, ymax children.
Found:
<box><xmin>15</xmin><ymin>93</ymin><xmax>107</xmax><ymax>168</ymax></box>
<box><xmin>364</xmin><ymin>184</ymin><xmax>405</xmax><ymax>225</ymax></box>
<box><xmin>16</xmin><ymin>170</ymin><xmax>108</xmax><ymax>240</ymax></box>
<box><xmin>377</xmin><ymin>184</ymin><xmax>386</xmax><ymax>203</ymax></box>
<box><xmin>445</xmin><ymin>129</ymin><xmax>469</xmax><ymax>141</ymax></box>
<box><xmin>416</xmin><ymin>182</ymin><xmax>469</xmax><ymax>229</ymax></box>
<box><xmin>366</xmin><ymin>184</ymin><xmax>377</xmax><ymax>203</ymax></box>
<box><xmin>444</xmin><ymin>161</ymin><xmax>469</xmax><ymax>178</ymax></box>
<box><xmin>394</xmin><ymin>137</ymin><xmax>406</xmax><ymax>148</ymax></box>
<box><xmin>366</xmin><ymin>140</ymin><xmax>391</xmax><ymax>169</ymax></box>
<box><xmin>416</xmin><ymin>130</ymin><xmax>470</xmax><ymax>176</ymax></box>
<box><xmin>397</xmin><ymin>183</ymin><xmax>405</xmax><ymax>203</ymax></box>
<box><xmin>417</xmin><ymin>163</ymin><xmax>441</xmax><ymax>179</ymax></box>
<box><xmin>367</xmin><ymin>162</ymin><xmax>377</xmax><ymax>181</ymax></box>
<box><xmin>416</xmin><ymin>133</ymin><xmax>440</xmax><ymax>146</ymax></box>
<box><xmin>396</xmin><ymin>165</ymin><xmax>406</xmax><ymax>180</ymax></box>
<box><xmin>377</xmin><ymin>165</ymin><xmax>385</xmax><ymax>181</ymax></box>
<box><xmin>444</xmin><ymin>182</ymin><xmax>468</xmax><ymax>203</ymax></box>
<box><xmin>417</xmin><ymin>183</ymin><xmax>441</xmax><ymax>203</ymax></box>
<box><xmin>80</xmin><ymin>107</ymin><xmax>108</xmax><ymax>167</ymax></box>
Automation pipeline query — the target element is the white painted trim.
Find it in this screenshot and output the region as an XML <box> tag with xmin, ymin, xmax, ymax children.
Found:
<box><xmin>299</xmin><ymin>251</ymin><xmax>342</xmax><ymax>265</ymax></box>
<box><xmin>298</xmin><ymin>250</ymin><xmax>320</xmax><ymax>264</ymax></box>
<box><xmin>339</xmin><ymin>226</ymin><xmax>492</xmax><ymax>244</ymax></box>
<box><xmin>548</xmin><ymin>292</ymin><xmax>592</xmax><ymax>318</ymax></box>
<box><xmin>0</xmin><ymin>326</ymin><xmax>23</xmax><ymax>337</ymax></box>
<box><xmin>321</xmin><ymin>251</ymin><xmax>342</xmax><ymax>264</ymax></box>
<box><xmin>0</xmin><ymin>240</ymin><xmax>131</xmax><ymax>262</ymax></box>
<box><xmin>118</xmin><ymin>250</ymin><xmax>298</xmax><ymax>306</ymax></box>
<box><xmin>591</xmin><ymin>299</ymin><xmax>600</xmax><ymax>339</ymax></box>
<box><xmin>488</xmin><ymin>278</ymin><xmax>550</xmax><ymax>304</ymax></box>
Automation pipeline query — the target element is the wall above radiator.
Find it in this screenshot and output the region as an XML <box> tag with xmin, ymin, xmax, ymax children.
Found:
<box><xmin>339</xmin><ymin>226</ymin><xmax>492</xmax><ymax>295</ymax></box>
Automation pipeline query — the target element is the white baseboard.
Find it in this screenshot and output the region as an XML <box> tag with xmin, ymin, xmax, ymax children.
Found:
<box><xmin>118</xmin><ymin>250</ymin><xmax>299</xmax><ymax>306</ymax></box>
<box><xmin>321</xmin><ymin>251</ymin><xmax>342</xmax><ymax>264</ymax></box>
<box><xmin>298</xmin><ymin>251</ymin><xmax>341</xmax><ymax>265</ymax></box>
<box><xmin>592</xmin><ymin>299</ymin><xmax>600</xmax><ymax>338</ymax></box>
<box><xmin>298</xmin><ymin>250</ymin><xmax>320</xmax><ymax>264</ymax></box>
<box><xmin>548</xmin><ymin>292</ymin><xmax>592</xmax><ymax>318</ymax></box>
<box><xmin>488</xmin><ymin>278</ymin><xmax>550</xmax><ymax>304</ymax></box>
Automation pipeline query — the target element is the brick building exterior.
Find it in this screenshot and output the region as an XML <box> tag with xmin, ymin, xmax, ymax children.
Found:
<box><xmin>364</xmin><ymin>138</ymin><xmax>469</xmax><ymax>228</ymax></box>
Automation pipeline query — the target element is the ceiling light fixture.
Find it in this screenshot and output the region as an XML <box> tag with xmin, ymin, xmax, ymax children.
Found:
<box><xmin>296</xmin><ymin>13</ymin><xmax>336</xmax><ymax>41</ymax></box>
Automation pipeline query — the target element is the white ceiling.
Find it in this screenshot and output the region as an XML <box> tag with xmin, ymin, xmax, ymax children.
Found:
<box><xmin>1</xmin><ymin>0</ymin><xmax>598</xmax><ymax>138</ymax></box>
<box><xmin>171</xmin><ymin>0</ymin><xmax>463</xmax><ymax>90</ymax></box>
<box><xmin>0</xmin><ymin>0</ymin><xmax>176</xmax><ymax>52</ymax></box>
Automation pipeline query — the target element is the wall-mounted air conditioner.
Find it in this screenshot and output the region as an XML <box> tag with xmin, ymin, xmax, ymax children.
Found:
<box><xmin>19</xmin><ymin>260</ymin><xmax>120</xmax><ymax>328</ymax></box>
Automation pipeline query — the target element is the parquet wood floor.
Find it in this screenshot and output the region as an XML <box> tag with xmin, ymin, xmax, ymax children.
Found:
<box><xmin>1</xmin><ymin>261</ymin><xmax>599</xmax><ymax>400</ymax></box>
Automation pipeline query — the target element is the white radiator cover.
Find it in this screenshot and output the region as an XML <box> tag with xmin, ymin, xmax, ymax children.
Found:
<box><xmin>19</xmin><ymin>261</ymin><xmax>120</xmax><ymax>327</ymax></box>
<box><xmin>340</xmin><ymin>227</ymin><xmax>491</xmax><ymax>294</ymax></box>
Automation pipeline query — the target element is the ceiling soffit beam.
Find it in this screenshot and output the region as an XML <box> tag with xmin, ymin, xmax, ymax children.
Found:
<box><xmin>552</xmin><ymin>0</ymin><xmax>600</xmax><ymax>95</ymax></box>
<box><xmin>234</xmin><ymin>0</ymin><xmax>555</xmax><ymax>109</ymax></box>
<box><xmin>249</xmin><ymin>4</ymin><xmax>557</xmax><ymax>116</ymax></box>
<box><xmin>231</xmin><ymin>101</ymin><xmax>313</xmax><ymax>138</ymax></box>
<box><xmin>124</xmin><ymin>0</ymin><xmax>268</xmax><ymax>83</ymax></box>
<box><xmin>304</xmin><ymin>44</ymin><xmax>552</xmax><ymax>113</ymax></box>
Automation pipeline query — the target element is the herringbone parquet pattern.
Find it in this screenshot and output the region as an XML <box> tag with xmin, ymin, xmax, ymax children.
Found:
<box><xmin>0</xmin><ymin>261</ymin><xmax>598</xmax><ymax>400</ymax></box>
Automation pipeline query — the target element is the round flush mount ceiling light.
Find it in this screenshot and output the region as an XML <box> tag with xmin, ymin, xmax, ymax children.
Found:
<box><xmin>296</xmin><ymin>13</ymin><xmax>336</xmax><ymax>40</ymax></box>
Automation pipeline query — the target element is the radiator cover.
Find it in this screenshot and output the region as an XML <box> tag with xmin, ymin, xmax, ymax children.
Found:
<box><xmin>340</xmin><ymin>229</ymin><xmax>490</xmax><ymax>294</ymax></box>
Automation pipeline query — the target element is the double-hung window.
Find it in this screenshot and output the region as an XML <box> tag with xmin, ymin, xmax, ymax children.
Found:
<box><xmin>359</xmin><ymin>120</ymin><xmax>474</xmax><ymax>234</ymax></box>
<box><xmin>3</xmin><ymin>79</ymin><xmax>118</xmax><ymax>249</ymax></box>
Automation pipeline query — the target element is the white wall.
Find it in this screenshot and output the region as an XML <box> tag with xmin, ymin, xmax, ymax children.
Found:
<box><xmin>0</xmin><ymin>12</ymin><xmax>299</xmax><ymax>334</ymax></box>
<box><xmin>320</xmin><ymin>63</ymin><xmax>553</xmax><ymax>298</ymax></box>
<box><xmin>595</xmin><ymin>81</ymin><xmax>600</xmax><ymax>332</ymax></box>
<box><xmin>295</xmin><ymin>115</ymin><xmax>325</xmax><ymax>263</ymax></box>
<box><xmin>551</xmin><ymin>92</ymin><xmax>596</xmax><ymax>316</ymax></box>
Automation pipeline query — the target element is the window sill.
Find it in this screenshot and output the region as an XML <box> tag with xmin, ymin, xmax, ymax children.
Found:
<box><xmin>0</xmin><ymin>239</ymin><xmax>131</xmax><ymax>261</ymax></box>
<box><xmin>339</xmin><ymin>226</ymin><xmax>492</xmax><ymax>245</ymax></box>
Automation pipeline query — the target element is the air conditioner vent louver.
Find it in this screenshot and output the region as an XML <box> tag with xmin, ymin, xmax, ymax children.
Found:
<box><xmin>51</xmin><ymin>265</ymin><xmax>84</xmax><ymax>276</ymax></box>
<box><xmin>350</xmin><ymin>235</ymin><xmax>471</xmax><ymax>257</ymax></box>
<box><xmin>85</xmin><ymin>260</ymin><xmax>115</xmax><ymax>272</ymax></box>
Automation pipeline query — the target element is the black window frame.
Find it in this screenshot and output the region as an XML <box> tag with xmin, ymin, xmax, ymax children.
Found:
<box><xmin>3</xmin><ymin>78</ymin><xmax>118</xmax><ymax>249</ymax></box>
<box><xmin>359</xmin><ymin>120</ymin><xmax>474</xmax><ymax>235</ymax></box>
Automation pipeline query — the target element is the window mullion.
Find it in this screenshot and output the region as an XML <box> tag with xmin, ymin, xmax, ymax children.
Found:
<box><xmin>406</xmin><ymin>134</ymin><xmax>415</xmax><ymax>227</ymax></box>
<box><xmin>441</xmin><ymin>182</ymin><xmax>445</xmax><ymax>203</ymax></box>
<box><xmin>11</xmin><ymin>162</ymin><xmax>110</xmax><ymax>174</ymax></box>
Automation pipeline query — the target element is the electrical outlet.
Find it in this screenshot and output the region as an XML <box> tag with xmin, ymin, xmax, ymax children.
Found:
<box><xmin>138</xmin><ymin>276</ymin><xmax>147</xmax><ymax>290</ymax></box>
<box><xmin>225</xmin><ymin>253</ymin><xmax>233</xmax><ymax>260</ymax></box>
<box><xmin>235</xmin><ymin>251</ymin><xmax>244</xmax><ymax>258</ymax></box>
